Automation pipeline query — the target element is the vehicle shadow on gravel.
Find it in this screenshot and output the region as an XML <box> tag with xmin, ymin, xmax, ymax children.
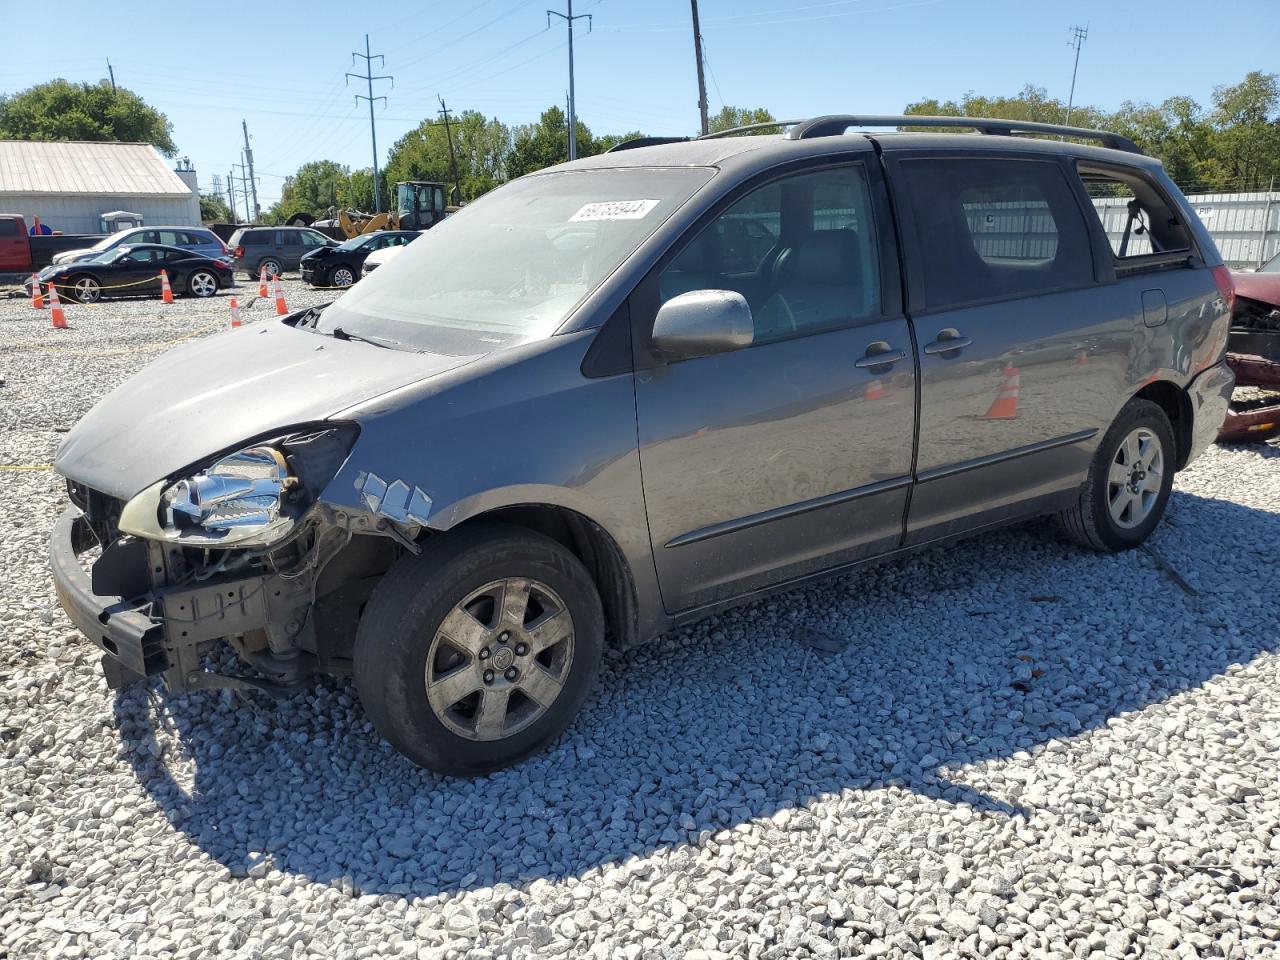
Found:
<box><xmin>114</xmin><ymin>490</ymin><xmax>1278</xmax><ymax>899</ymax></box>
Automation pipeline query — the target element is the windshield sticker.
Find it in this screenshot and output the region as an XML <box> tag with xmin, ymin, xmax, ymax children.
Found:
<box><xmin>569</xmin><ymin>199</ymin><xmax>660</xmax><ymax>222</ymax></box>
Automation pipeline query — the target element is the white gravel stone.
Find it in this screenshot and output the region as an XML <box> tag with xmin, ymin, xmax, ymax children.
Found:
<box><xmin>2</xmin><ymin>280</ymin><xmax>1279</xmax><ymax>959</ymax></box>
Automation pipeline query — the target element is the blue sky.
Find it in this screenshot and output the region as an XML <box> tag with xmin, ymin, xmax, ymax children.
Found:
<box><xmin>1</xmin><ymin>0</ymin><xmax>1275</xmax><ymax>208</ymax></box>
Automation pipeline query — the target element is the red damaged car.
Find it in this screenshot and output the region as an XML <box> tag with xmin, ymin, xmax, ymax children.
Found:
<box><xmin>1221</xmin><ymin>254</ymin><xmax>1280</xmax><ymax>442</ymax></box>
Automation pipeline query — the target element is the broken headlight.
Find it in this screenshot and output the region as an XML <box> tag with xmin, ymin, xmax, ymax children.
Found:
<box><xmin>117</xmin><ymin>425</ymin><xmax>358</xmax><ymax>548</ymax></box>
<box><xmin>162</xmin><ymin>446</ymin><xmax>297</xmax><ymax>545</ymax></box>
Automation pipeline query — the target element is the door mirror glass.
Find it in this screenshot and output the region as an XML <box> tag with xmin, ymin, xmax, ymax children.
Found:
<box><xmin>652</xmin><ymin>289</ymin><xmax>754</xmax><ymax>359</ymax></box>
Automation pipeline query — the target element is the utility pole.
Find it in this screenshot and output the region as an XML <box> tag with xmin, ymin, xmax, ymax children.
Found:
<box><xmin>347</xmin><ymin>34</ymin><xmax>393</xmax><ymax>212</ymax></box>
<box><xmin>241</xmin><ymin>120</ymin><xmax>260</xmax><ymax>221</ymax></box>
<box><xmin>227</xmin><ymin>167</ymin><xmax>238</xmax><ymax>222</ymax></box>
<box><xmin>690</xmin><ymin>0</ymin><xmax>709</xmax><ymax>136</ymax></box>
<box><xmin>1065</xmin><ymin>25</ymin><xmax>1088</xmax><ymax>128</ymax></box>
<box><xmin>234</xmin><ymin>157</ymin><xmax>253</xmax><ymax>223</ymax></box>
<box><xmin>106</xmin><ymin>59</ymin><xmax>116</xmax><ymax>94</ymax></box>
<box><xmin>437</xmin><ymin>97</ymin><xmax>463</xmax><ymax>206</ymax></box>
<box><xmin>547</xmin><ymin>0</ymin><xmax>592</xmax><ymax>160</ymax></box>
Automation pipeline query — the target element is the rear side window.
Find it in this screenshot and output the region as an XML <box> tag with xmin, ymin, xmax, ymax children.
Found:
<box><xmin>0</xmin><ymin>219</ymin><xmax>18</xmax><ymax>237</ymax></box>
<box><xmin>242</xmin><ymin>230</ymin><xmax>268</xmax><ymax>244</ymax></box>
<box><xmin>899</xmin><ymin>157</ymin><xmax>1094</xmax><ymax>309</ymax></box>
<box><xmin>1075</xmin><ymin>164</ymin><xmax>1192</xmax><ymax>262</ymax></box>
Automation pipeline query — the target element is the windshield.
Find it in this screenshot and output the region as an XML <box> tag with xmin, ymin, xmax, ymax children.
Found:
<box><xmin>90</xmin><ymin>234</ymin><xmax>120</xmax><ymax>252</ymax></box>
<box><xmin>88</xmin><ymin>247</ymin><xmax>123</xmax><ymax>263</ymax></box>
<box><xmin>336</xmin><ymin>234</ymin><xmax>373</xmax><ymax>252</ymax></box>
<box><xmin>319</xmin><ymin>167</ymin><xmax>713</xmax><ymax>354</ymax></box>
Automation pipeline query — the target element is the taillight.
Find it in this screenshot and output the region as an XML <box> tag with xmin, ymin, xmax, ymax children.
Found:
<box><xmin>1211</xmin><ymin>264</ymin><xmax>1235</xmax><ymax>313</ymax></box>
<box><xmin>234</xmin><ymin>245</ymin><xmax>244</xmax><ymax>258</ymax></box>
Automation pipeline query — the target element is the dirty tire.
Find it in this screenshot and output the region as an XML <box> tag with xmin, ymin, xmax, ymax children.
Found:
<box><xmin>354</xmin><ymin>523</ymin><xmax>604</xmax><ymax>776</ymax></box>
<box><xmin>1058</xmin><ymin>398</ymin><xmax>1175</xmax><ymax>552</ymax></box>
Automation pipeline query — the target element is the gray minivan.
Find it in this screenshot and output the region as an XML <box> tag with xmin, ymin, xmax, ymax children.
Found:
<box><xmin>51</xmin><ymin>116</ymin><xmax>1234</xmax><ymax>775</ymax></box>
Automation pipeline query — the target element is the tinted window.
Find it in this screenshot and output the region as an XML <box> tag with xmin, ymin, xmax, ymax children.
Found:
<box><xmin>301</xmin><ymin>230</ymin><xmax>329</xmax><ymax>247</ymax></box>
<box><xmin>660</xmin><ymin>165</ymin><xmax>881</xmax><ymax>344</ymax></box>
<box><xmin>1076</xmin><ymin>164</ymin><xmax>1192</xmax><ymax>261</ymax></box>
<box><xmin>157</xmin><ymin>230</ymin><xmax>182</xmax><ymax>246</ymax></box>
<box><xmin>138</xmin><ymin>230</ymin><xmax>160</xmax><ymax>244</ymax></box>
<box><xmin>899</xmin><ymin>158</ymin><xmax>1093</xmax><ymax>308</ymax></box>
<box><xmin>123</xmin><ymin>249</ymin><xmax>159</xmax><ymax>263</ymax></box>
<box><xmin>0</xmin><ymin>219</ymin><xmax>18</xmax><ymax>237</ymax></box>
<box><xmin>244</xmin><ymin>230</ymin><xmax>269</xmax><ymax>244</ymax></box>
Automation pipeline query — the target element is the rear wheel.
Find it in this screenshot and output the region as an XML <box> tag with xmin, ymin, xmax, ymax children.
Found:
<box><xmin>68</xmin><ymin>275</ymin><xmax>101</xmax><ymax>303</ymax></box>
<box><xmin>1058</xmin><ymin>398</ymin><xmax>1176</xmax><ymax>552</ymax></box>
<box><xmin>186</xmin><ymin>270</ymin><xmax>218</xmax><ymax>298</ymax></box>
<box><xmin>354</xmin><ymin>523</ymin><xmax>604</xmax><ymax>776</ymax></box>
<box><xmin>258</xmin><ymin>258</ymin><xmax>282</xmax><ymax>281</ymax></box>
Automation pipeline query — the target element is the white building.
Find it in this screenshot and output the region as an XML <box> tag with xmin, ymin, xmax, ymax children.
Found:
<box><xmin>0</xmin><ymin>140</ymin><xmax>200</xmax><ymax>235</ymax></box>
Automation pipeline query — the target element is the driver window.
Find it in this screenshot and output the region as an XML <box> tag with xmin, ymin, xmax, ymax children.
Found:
<box><xmin>658</xmin><ymin>165</ymin><xmax>880</xmax><ymax>343</ymax></box>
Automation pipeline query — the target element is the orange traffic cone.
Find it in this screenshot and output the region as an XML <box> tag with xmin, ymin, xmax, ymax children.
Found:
<box><xmin>982</xmin><ymin>364</ymin><xmax>1020</xmax><ymax>419</ymax></box>
<box><xmin>273</xmin><ymin>276</ymin><xmax>287</xmax><ymax>316</ymax></box>
<box><xmin>48</xmin><ymin>282</ymin><xmax>67</xmax><ymax>329</ymax></box>
<box><xmin>864</xmin><ymin>378</ymin><xmax>884</xmax><ymax>401</ymax></box>
<box><xmin>258</xmin><ymin>267</ymin><xmax>269</xmax><ymax>298</ymax></box>
<box><xmin>30</xmin><ymin>275</ymin><xmax>43</xmax><ymax>309</ymax></box>
<box><xmin>229</xmin><ymin>297</ymin><xmax>244</xmax><ymax>328</ymax></box>
<box><xmin>160</xmin><ymin>269</ymin><xmax>174</xmax><ymax>304</ymax></box>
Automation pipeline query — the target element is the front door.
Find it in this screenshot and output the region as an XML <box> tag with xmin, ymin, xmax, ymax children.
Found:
<box><xmin>633</xmin><ymin>160</ymin><xmax>916</xmax><ymax>612</ymax></box>
<box><xmin>884</xmin><ymin>152</ymin><xmax>1115</xmax><ymax>543</ymax></box>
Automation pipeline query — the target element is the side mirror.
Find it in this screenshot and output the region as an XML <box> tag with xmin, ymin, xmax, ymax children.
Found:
<box><xmin>652</xmin><ymin>289</ymin><xmax>754</xmax><ymax>359</ymax></box>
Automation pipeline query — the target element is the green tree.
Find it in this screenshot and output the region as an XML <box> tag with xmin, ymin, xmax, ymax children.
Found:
<box><xmin>506</xmin><ymin>106</ymin><xmax>598</xmax><ymax>179</ymax></box>
<box><xmin>708</xmin><ymin>106</ymin><xmax>777</xmax><ymax>135</ymax></box>
<box><xmin>385</xmin><ymin>111</ymin><xmax>511</xmax><ymax>203</ymax></box>
<box><xmin>594</xmin><ymin>130</ymin><xmax>647</xmax><ymax>153</ymax></box>
<box><xmin>199</xmin><ymin>193</ymin><xmax>233</xmax><ymax>224</ymax></box>
<box><xmin>1208</xmin><ymin>71</ymin><xmax>1280</xmax><ymax>190</ymax></box>
<box><xmin>265</xmin><ymin>160</ymin><xmax>354</xmax><ymax>224</ymax></box>
<box><xmin>0</xmin><ymin>79</ymin><xmax>176</xmax><ymax>155</ymax></box>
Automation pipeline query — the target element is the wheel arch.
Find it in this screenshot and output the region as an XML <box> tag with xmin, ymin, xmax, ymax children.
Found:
<box><xmin>1132</xmin><ymin>379</ymin><xmax>1193</xmax><ymax>470</ymax></box>
<box><xmin>447</xmin><ymin>503</ymin><xmax>640</xmax><ymax>650</ymax></box>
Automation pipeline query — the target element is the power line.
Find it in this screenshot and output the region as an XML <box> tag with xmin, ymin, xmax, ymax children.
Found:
<box><xmin>547</xmin><ymin>0</ymin><xmax>592</xmax><ymax>160</ymax></box>
<box><xmin>347</xmin><ymin>35</ymin><xmax>393</xmax><ymax>212</ymax></box>
<box><xmin>1065</xmin><ymin>25</ymin><xmax>1089</xmax><ymax>128</ymax></box>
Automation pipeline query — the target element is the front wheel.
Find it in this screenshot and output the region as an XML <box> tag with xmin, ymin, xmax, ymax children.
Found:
<box><xmin>354</xmin><ymin>524</ymin><xmax>604</xmax><ymax>776</ymax></box>
<box><xmin>330</xmin><ymin>265</ymin><xmax>355</xmax><ymax>287</ymax></box>
<box><xmin>1058</xmin><ymin>398</ymin><xmax>1176</xmax><ymax>552</ymax></box>
<box><xmin>68</xmin><ymin>275</ymin><xmax>101</xmax><ymax>304</ymax></box>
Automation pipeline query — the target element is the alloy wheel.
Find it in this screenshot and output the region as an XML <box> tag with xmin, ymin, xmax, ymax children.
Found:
<box><xmin>188</xmin><ymin>271</ymin><xmax>217</xmax><ymax>297</ymax></box>
<box><xmin>424</xmin><ymin>577</ymin><xmax>575</xmax><ymax>741</ymax></box>
<box><xmin>73</xmin><ymin>277</ymin><xmax>101</xmax><ymax>303</ymax></box>
<box><xmin>1107</xmin><ymin>427</ymin><xmax>1164</xmax><ymax>529</ymax></box>
<box><xmin>332</xmin><ymin>266</ymin><xmax>355</xmax><ymax>287</ymax></box>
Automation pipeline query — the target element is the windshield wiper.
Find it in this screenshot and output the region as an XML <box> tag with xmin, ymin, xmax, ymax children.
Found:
<box><xmin>331</xmin><ymin>326</ymin><xmax>398</xmax><ymax>349</ymax></box>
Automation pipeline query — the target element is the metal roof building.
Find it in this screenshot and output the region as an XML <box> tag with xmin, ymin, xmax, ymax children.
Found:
<box><xmin>0</xmin><ymin>140</ymin><xmax>199</xmax><ymax>234</ymax></box>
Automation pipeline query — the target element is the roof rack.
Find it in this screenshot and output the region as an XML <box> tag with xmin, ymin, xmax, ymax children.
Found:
<box><xmin>782</xmin><ymin>115</ymin><xmax>1143</xmax><ymax>154</ymax></box>
<box><xmin>606</xmin><ymin>135</ymin><xmax>690</xmax><ymax>153</ymax></box>
<box><xmin>696</xmin><ymin>120</ymin><xmax>803</xmax><ymax>140</ymax></box>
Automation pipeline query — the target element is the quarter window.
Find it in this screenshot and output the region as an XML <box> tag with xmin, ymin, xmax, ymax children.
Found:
<box><xmin>0</xmin><ymin>219</ymin><xmax>18</xmax><ymax>237</ymax></box>
<box><xmin>1076</xmin><ymin>165</ymin><xmax>1192</xmax><ymax>261</ymax></box>
<box><xmin>899</xmin><ymin>158</ymin><xmax>1094</xmax><ymax>308</ymax></box>
<box><xmin>659</xmin><ymin>165</ymin><xmax>881</xmax><ymax>343</ymax></box>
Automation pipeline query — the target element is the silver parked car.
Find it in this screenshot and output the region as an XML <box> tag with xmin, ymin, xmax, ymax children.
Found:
<box><xmin>51</xmin><ymin>115</ymin><xmax>1234</xmax><ymax>775</ymax></box>
<box><xmin>52</xmin><ymin>226</ymin><xmax>229</xmax><ymax>264</ymax></box>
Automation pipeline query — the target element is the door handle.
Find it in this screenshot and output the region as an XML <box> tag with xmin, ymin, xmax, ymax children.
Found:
<box><xmin>854</xmin><ymin>345</ymin><xmax>907</xmax><ymax>369</ymax></box>
<box><xmin>923</xmin><ymin>328</ymin><xmax>973</xmax><ymax>356</ymax></box>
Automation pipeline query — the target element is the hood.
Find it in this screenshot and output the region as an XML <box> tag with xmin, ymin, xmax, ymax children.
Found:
<box><xmin>55</xmin><ymin>320</ymin><xmax>478</xmax><ymax>499</ymax></box>
<box><xmin>52</xmin><ymin>248</ymin><xmax>94</xmax><ymax>264</ymax></box>
<box><xmin>1232</xmin><ymin>270</ymin><xmax>1280</xmax><ymax>309</ymax></box>
<box><xmin>301</xmin><ymin>247</ymin><xmax>335</xmax><ymax>262</ymax></box>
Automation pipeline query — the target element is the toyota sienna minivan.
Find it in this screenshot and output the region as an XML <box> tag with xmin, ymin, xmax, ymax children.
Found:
<box><xmin>51</xmin><ymin>115</ymin><xmax>1234</xmax><ymax>775</ymax></box>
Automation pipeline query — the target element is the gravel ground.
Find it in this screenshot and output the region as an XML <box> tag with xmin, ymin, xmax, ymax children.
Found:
<box><xmin>2</xmin><ymin>282</ymin><xmax>1278</xmax><ymax>959</ymax></box>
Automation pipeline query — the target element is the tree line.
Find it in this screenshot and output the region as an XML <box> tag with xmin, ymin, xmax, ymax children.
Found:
<box><xmin>2</xmin><ymin>73</ymin><xmax>1276</xmax><ymax>227</ymax></box>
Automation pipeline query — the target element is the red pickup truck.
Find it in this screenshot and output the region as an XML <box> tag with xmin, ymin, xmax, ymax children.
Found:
<box><xmin>0</xmin><ymin>214</ymin><xmax>96</xmax><ymax>273</ymax></box>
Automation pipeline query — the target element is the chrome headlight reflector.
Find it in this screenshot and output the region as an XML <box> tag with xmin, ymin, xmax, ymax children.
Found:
<box><xmin>163</xmin><ymin>446</ymin><xmax>296</xmax><ymax>542</ymax></box>
<box><xmin>117</xmin><ymin>426</ymin><xmax>358</xmax><ymax>549</ymax></box>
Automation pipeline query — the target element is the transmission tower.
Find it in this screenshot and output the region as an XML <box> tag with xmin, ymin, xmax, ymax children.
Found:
<box><xmin>347</xmin><ymin>35</ymin><xmax>393</xmax><ymax>212</ymax></box>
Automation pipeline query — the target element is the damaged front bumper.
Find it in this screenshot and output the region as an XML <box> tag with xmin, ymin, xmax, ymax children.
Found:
<box><xmin>50</xmin><ymin>505</ymin><xmax>316</xmax><ymax>694</ymax></box>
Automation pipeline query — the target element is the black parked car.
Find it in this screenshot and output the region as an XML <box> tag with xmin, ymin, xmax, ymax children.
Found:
<box><xmin>300</xmin><ymin>230</ymin><xmax>419</xmax><ymax>288</ymax></box>
<box><xmin>28</xmin><ymin>244</ymin><xmax>235</xmax><ymax>303</ymax></box>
